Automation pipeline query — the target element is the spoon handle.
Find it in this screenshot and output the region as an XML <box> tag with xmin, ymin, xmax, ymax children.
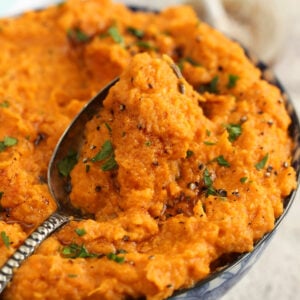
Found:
<box><xmin>0</xmin><ymin>212</ymin><xmax>69</xmax><ymax>294</ymax></box>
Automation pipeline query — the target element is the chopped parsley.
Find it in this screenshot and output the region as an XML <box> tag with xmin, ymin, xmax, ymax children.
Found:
<box><xmin>135</xmin><ymin>40</ymin><xmax>157</xmax><ymax>51</ymax></box>
<box><xmin>203</xmin><ymin>168</ymin><xmax>213</xmax><ymax>187</ymax></box>
<box><xmin>127</xmin><ymin>27</ymin><xmax>144</xmax><ymax>39</ymax></box>
<box><xmin>107</xmin><ymin>25</ymin><xmax>124</xmax><ymax>46</ymax></box>
<box><xmin>91</xmin><ymin>140</ymin><xmax>118</xmax><ymax>171</ymax></box>
<box><xmin>101</xmin><ymin>156</ymin><xmax>118</xmax><ymax>171</ymax></box>
<box><xmin>145</xmin><ymin>140</ymin><xmax>152</xmax><ymax>147</ymax></box>
<box><xmin>0</xmin><ymin>136</ymin><xmax>18</xmax><ymax>152</ymax></box>
<box><xmin>0</xmin><ymin>100</ymin><xmax>9</xmax><ymax>108</ymax></box>
<box><xmin>240</xmin><ymin>177</ymin><xmax>248</xmax><ymax>183</ymax></box>
<box><xmin>57</xmin><ymin>150</ymin><xmax>78</xmax><ymax>177</ymax></box>
<box><xmin>104</xmin><ymin>122</ymin><xmax>112</xmax><ymax>134</ymax></box>
<box><xmin>106</xmin><ymin>250</ymin><xmax>126</xmax><ymax>264</ymax></box>
<box><xmin>227</xmin><ymin>74</ymin><xmax>239</xmax><ymax>89</ymax></box>
<box><xmin>75</xmin><ymin>228</ymin><xmax>86</xmax><ymax>237</ymax></box>
<box><xmin>208</xmin><ymin>76</ymin><xmax>219</xmax><ymax>93</ymax></box>
<box><xmin>57</xmin><ymin>1</ymin><xmax>65</xmax><ymax>7</ymax></box>
<box><xmin>92</xmin><ymin>140</ymin><xmax>113</xmax><ymax>162</ymax></box>
<box><xmin>255</xmin><ymin>153</ymin><xmax>269</xmax><ymax>170</ymax></box>
<box><xmin>67</xmin><ymin>28</ymin><xmax>90</xmax><ymax>44</ymax></box>
<box><xmin>1</xmin><ymin>231</ymin><xmax>10</xmax><ymax>249</ymax></box>
<box><xmin>198</xmin><ymin>76</ymin><xmax>219</xmax><ymax>94</ymax></box>
<box><xmin>203</xmin><ymin>168</ymin><xmax>227</xmax><ymax>198</ymax></box>
<box><xmin>225</xmin><ymin>124</ymin><xmax>242</xmax><ymax>142</ymax></box>
<box><xmin>204</xmin><ymin>141</ymin><xmax>216</xmax><ymax>146</ymax></box>
<box><xmin>61</xmin><ymin>243</ymin><xmax>98</xmax><ymax>259</ymax></box>
<box><xmin>3</xmin><ymin>136</ymin><xmax>18</xmax><ymax>146</ymax></box>
<box><xmin>178</xmin><ymin>57</ymin><xmax>201</xmax><ymax>71</ymax></box>
<box><xmin>186</xmin><ymin>150</ymin><xmax>194</xmax><ymax>158</ymax></box>
<box><xmin>215</xmin><ymin>155</ymin><xmax>230</xmax><ymax>167</ymax></box>
<box><xmin>0</xmin><ymin>191</ymin><xmax>3</xmax><ymax>200</ymax></box>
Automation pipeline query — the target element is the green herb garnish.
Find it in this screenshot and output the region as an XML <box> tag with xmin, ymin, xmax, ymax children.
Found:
<box><xmin>0</xmin><ymin>100</ymin><xmax>9</xmax><ymax>108</ymax></box>
<box><xmin>135</xmin><ymin>41</ymin><xmax>157</xmax><ymax>51</ymax></box>
<box><xmin>204</xmin><ymin>141</ymin><xmax>216</xmax><ymax>146</ymax></box>
<box><xmin>203</xmin><ymin>169</ymin><xmax>227</xmax><ymax>198</ymax></box>
<box><xmin>0</xmin><ymin>136</ymin><xmax>18</xmax><ymax>152</ymax></box>
<box><xmin>216</xmin><ymin>155</ymin><xmax>230</xmax><ymax>167</ymax></box>
<box><xmin>127</xmin><ymin>27</ymin><xmax>144</xmax><ymax>38</ymax></box>
<box><xmin>92</xmin><ymin>140</ymin><xmax>113</xmax><ymax>162</ymax></box>
<box><xmin>203</xmin><ymin>168</ymin><xmax>213</xmax><ymax>187</ymax></box>
<box><xmin>67</xmin><ymin>28</ymin><xmax>90</xmax><ymax>43</ymax></box>
<box><xmin>106</xmin><ymin>251</ymin><xmax>126</xmax><ymax>264</ymax></box>
<box><xmin>57</xmin><ymin>150</ymin><xmax>78</xmax><ymax>177</ymax></box>
<box><xmin>240</xmin><ymin>177</ymin><xmax>248</xmax><ymax>183</ymax></box>
<box><xmin>57</xmin><ymin>1</ymin><xmax>65</xmax><ymax>7</ymax></box>
<box><xmin>226</xmin><ymin>124</ymin><xmax>242</xmax><ymax>142</ymax></box>
<box><xmin>255</xmin><ymin>153</ymin><xmax>269</xmax><ymax>170</ymax></box>
<box><xmin>61</xmin><ymin>243</ymin><xmax>98</xmax><ymax>259</ymax></box>
<box><xmin>227</xmin><ymin>74</ymin><xmax>239</xmax><ymax>89</ymax></box>
<box><xmin>75</xmin><ymin>228</ymin><xmax>87</xmax><ymax>237</ymax></box>
<box><xmin>101</xmin><ymin>156</ymin><xmax>118</xmax><ymax>171</ymax></box>
<box><xmin>1</xmin><ymin>231</ymin><xmax>10</xmax><ymax>249</ymax></box>
<box><xmin>178</xmin><ymin>57</ymin><xmax>201</xmax><ymax>71</ymax></box>
<box><xmin>107</xmin><ymin>25</ymin><xmax>124</xmax><ymax>46</ymax></box>
<box><xmin>198</xmin><ymin>76</ymin><xmax>219</xmax><ymax>94</ymax></box>
<box><xmin>186</xmin><ymin>150</ymin><xmax>194</xmax><ymax>158</ymax></box>
<box><xmin>91</xmin><ymin>140</ymin><xmax>118</xmax><ymax>171</ymax></box>
<box><xmin>104</xmin><ymin>122</ymin><xmax>112</xmax><ymax>134</ymax></box>
<box><xmin>0</xmin><ymin>191</ymin><xmax>3</xmax><ymax>200</ymax></box>
<box><xmin>3</xmin><ymin>136</ymin><xmax>18</xmax><ymax>147</ymax></box>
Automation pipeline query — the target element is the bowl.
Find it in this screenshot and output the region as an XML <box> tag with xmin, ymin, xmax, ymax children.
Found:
<box><xmin>0</xmin><ymin>2</ymin><xmax>299</xmax><ymax>299</ymax></box>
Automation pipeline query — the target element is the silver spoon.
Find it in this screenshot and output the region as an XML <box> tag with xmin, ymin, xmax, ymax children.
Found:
<box><xmin>0</xmin><ymin>78</ymin><xmax>119</xmax><ymax>294</ymax></box>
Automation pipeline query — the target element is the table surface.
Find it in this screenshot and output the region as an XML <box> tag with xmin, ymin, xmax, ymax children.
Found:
<box><xmin>1</xmin><ymin>1</ymin><xmax>299</xmax><ymax>299</ymax></box>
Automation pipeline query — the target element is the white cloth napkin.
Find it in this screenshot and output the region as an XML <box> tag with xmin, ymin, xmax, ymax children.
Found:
<box><xmin>0</xmin><ymin>0</ymin><xmax>60</xmax><ymax>17</ymax></box>
<box><xmin>0</xmin><ymin>0</ymin><xmax>183</xmax><ymax>17</ymax></box>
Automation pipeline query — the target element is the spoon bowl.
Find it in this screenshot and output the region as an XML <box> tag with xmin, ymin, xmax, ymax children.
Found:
<box><xmin>0</xmin><ymin>78</ymin><xmax>118</xmax><ymax>294</ymax></box>
<box><xmin>48</xmin><ymin>78</ymin><xmax>119</xmax><ymax>217</ymax></box>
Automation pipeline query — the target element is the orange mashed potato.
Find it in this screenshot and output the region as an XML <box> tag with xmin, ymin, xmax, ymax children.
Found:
<box><xmin>0</xmin><ymin>0</ymin><xmax>297</xmax><ymax>299</ymax></box>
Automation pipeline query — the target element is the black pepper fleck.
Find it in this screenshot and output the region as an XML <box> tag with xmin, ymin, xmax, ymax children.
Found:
<box><xmin>119</xmin><ymin>104</ymin><xmax>126</xmax><ymax>111</ymax></box>
<box><xmin>34</xmin><ymin>132</ymin><xmax>46</xmax><ymax>146</ymax></box>
<box><xmin>198</xmin><ymin>163</ymin><xmax>204</xmax><ymax>170</ymax></box>
<box><xmin>240</xmin><ymin>115</ymin><xmax>248</xmax><ymax>123</ymax></box>
<box><xmin>217</xmin><ymin>189</ymin><xmax>227</xmax><ymax>197</ymax></box>
<box><xmin>95</xmin><ymin>186</ymin><xmax>102</xmax><ymax>192</ymax></box>
<box><xmin>178</xmin><ymin>82</ymin><xmax>185</xmax><ymax>94</ymax></box>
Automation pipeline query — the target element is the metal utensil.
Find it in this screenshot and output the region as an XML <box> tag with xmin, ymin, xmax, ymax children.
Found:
<box><xmin>0</xmin><ymin>78</ymin><xmax>118</xmax><ymax>294</ymax></box>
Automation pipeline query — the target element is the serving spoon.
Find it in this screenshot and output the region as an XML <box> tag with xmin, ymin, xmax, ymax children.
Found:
<box><xmin>0</xmin><ymin>78</ymin><xmax>119</xmax><ymax>294</ymax></box>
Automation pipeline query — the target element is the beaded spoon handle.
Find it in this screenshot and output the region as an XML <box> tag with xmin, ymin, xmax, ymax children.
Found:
<box><xmin>0</xmin><ymin>79</ymin><xmax>118</xmax><ymax>294</ymax></box>
<box><xmin>0</xmin><ymin>213</ymin><xmax>69</xmax><ymax>293</ymax></box>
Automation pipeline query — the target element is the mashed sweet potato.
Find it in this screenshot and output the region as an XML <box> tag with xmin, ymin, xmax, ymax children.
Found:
<box><xmin>0</xmin><ymin>0</ymin><xmax>297</xmax><ymax>299</ymax></box>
